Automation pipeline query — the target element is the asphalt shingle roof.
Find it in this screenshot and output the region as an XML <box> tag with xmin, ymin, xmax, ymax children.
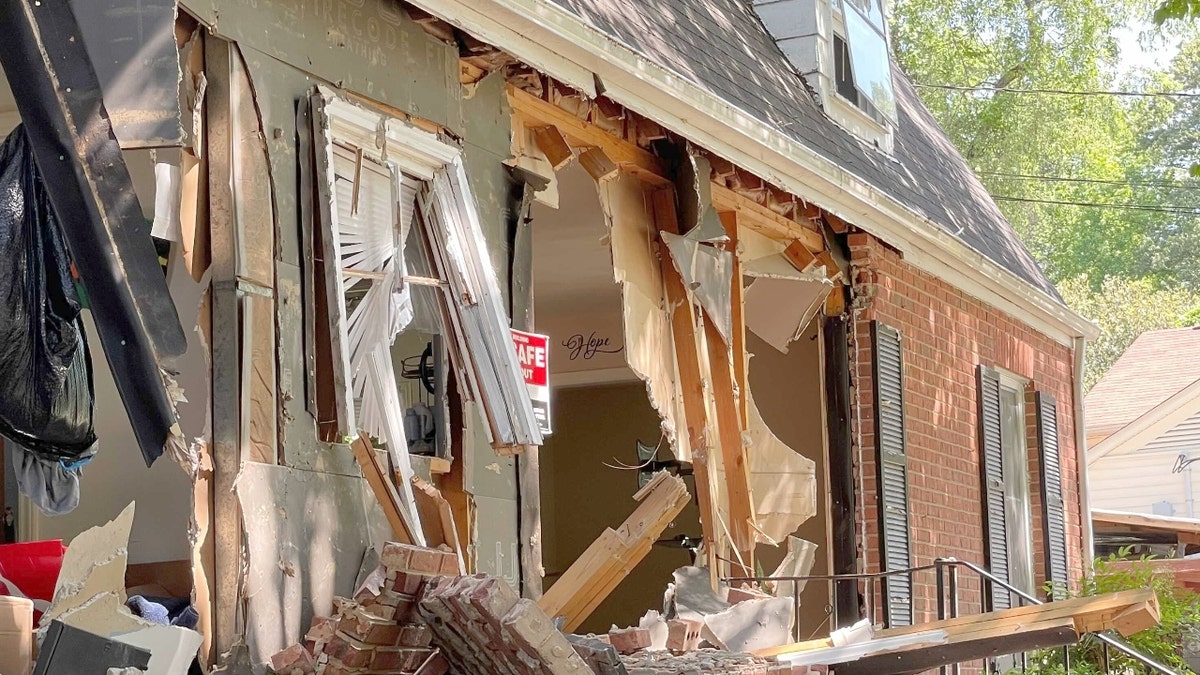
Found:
<box><xmin>1085</xmin><ymin>327</ymin><xmax>1200</xmax><ymax>439</ymax></box>
<box><xmin>547</xmin><ymin>0</ymin><xmax>1060</xmax><ymax>299</ymax></box>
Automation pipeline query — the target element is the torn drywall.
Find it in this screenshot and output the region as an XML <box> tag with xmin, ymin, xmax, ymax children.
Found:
<box><xmin>713</xmin><ymin>391</ymin><xmax>817</xmax><ymax>543</ymax></box>
<box><xmin>600</xmin><ymin>175</ymin><xmax>692</xmax><ymax>461</ymax></box>
<box><xmin>744</xmin><ymin>277</ymin><xmax>830</xmax><ymax>354</ymax></box>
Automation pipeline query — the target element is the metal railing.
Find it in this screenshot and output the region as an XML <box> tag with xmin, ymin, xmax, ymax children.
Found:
<box><xmin>724</xmin><ymin>557</ymin><xmax>1179</xmax><ymax>674</ymax></box>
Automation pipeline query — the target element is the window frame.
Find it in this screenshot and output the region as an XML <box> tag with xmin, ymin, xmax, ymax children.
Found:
<box><xmin>997</xmin><ymin>369</ymin><xmax>1036</xmax><ymax>597</ymax></box>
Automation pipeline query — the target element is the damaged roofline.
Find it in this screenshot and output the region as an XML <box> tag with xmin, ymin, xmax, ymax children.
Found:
<box><xmin>413</xmin><ymin>0</ymin><xmax>1099</xmax><ymax>347</ymax></box>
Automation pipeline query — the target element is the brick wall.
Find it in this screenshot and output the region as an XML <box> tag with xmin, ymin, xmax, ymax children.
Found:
<box><xmin>846</xmin><ymin>232</ymin><xmax>1084</xmax><ymax>627</ymax></box>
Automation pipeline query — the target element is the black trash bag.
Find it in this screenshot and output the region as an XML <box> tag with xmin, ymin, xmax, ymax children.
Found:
<box><xmin>0</xmin><ymin>125</ymin><xmax>97</xmax><ymax>460</ymax></box>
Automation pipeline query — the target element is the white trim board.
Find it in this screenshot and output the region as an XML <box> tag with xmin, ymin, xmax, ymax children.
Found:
<box><xmin>1087</xmin><ymin>377</ymin><xmax>1200</xmax><ymax>465</ymax></box>
<box><xmin>410</xmin><ymin>0</ymin><xmax>1098</xmax><ymax>346</ymax></box>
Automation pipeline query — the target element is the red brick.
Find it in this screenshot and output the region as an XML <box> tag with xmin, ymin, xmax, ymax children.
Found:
<box><xmin>336</xmin><ymin>608</ymin><xmax>403</xmax><ymax>646</ymax></box>
<box><xmin>269</xmin><ymin>643</ymin><xmax>314</xmax><ymax>674</ymax></box>
<box><xmin>319</xmin><ymin>632</ymin><xmax>375</xmax><ymax>669</ymax></box>
<box><xmin>607</xmin><ymin>626</ymin><xmax>651</xmax><ymax>654</ymax></box>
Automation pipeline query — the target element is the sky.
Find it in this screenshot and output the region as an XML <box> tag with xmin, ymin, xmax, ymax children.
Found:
<box><xmin>1116</xmin><ymin>20</ymin><xmax>1181</xmax><ymax>75</ymax></box>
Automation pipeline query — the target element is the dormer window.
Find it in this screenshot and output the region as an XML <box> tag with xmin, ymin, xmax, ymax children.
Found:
<box><xmin>834</xmin><ymin>0</ymin><xmax>897</xmax><ymax>123</ymax></box>
<box><xmin>752</xmin><ymin>0</ymin><xmax>897</xmax><ymax>151</ymax></box>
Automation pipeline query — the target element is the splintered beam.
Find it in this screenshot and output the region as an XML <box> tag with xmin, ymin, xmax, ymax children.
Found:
<box><xmin>0</xmin><ymin>0</ymin><xmax>187</xmax><ymax>465</ymax></box>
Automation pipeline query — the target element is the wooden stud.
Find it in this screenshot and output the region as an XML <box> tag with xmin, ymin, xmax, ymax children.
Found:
<box><xmin>824</xmin><ymin>284</ymin><xmax>847</xmax><ymax>317</ymax></box>
<box><xmin>532</xmin><ymin>125</ymin><xmax>574</xmax><ymax>170</ymax></box>
<box><xmin>825</xmin><ymin>212</ymin><xmax>850</xmax><ymax>234</ymax></box>
<box><xmin>814</xmin><ymin>251</ymin><xmax>844</xmax><ymax>281</ymax></box>
<box><xmin>507</xmin><ymin>84</ymin><xmax>670</xmax><ymax>186</ymax></box>
<box><xmin>710</xmin><ymin>182</ymin><xmax>825</xmax><ymax>252</ymax></box>
<box><xmin>411</xmin><ymin>476</ymin><xmax>467</xmax><ymax>574</ymax></box>
<box><xmin>782</xmin><ymin>240</ymin><xmax>819</xmax><ymax>273</ymax></box>
<box><xmin>351</xmin><ymin>431</ymin><xmax>418</xmax><ymax>545</ymax></box>
<box><xmin>652</xmin><ymin>188</ymin><xmax>722</xmax><ymax>584</ymax></box>
<box><xmin>537</xmin><ymin>472</ymin><xmax>691</xmax><ymax>631</ymax></box>
<box><xmin>578</xmin><ymin>147</ymin><xmax>619</xmax><ymax>183</ymax></box>
<box><xmin>705</xmin><ymin>316</ymin><xmax>757</xmax><ymax>575</ymax></box>
<box><xmin>720</xmin><ymin>212</ymin><xmax>750</xmax><ymax>429</ymax></box>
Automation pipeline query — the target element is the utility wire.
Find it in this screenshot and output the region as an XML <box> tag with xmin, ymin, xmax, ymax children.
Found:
<box><xmin>977</xmin><ymin>170</ymin><xmax>1200</xmax><ymax>190</ymax></box>
<box><xmin>914</xmin><ymin>82</ymin><xmax>1200</xmax><ymax>98</ymax></box>
<box><xmin>991</xmin><ymin>194</ymin><xmax>1200</xmax><ymax>214</ymax></box>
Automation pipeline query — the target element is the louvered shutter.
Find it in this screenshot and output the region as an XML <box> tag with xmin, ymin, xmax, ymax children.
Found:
<box><xmin>1037</xmin><ymin>392</ymin><xmax>1070</xmax><ymax>600</ymax></box>
<box><xmin>872</xmin><ymin>323</ymin><xmax>912</xmax><ymax>627</ymax></box>
<box><xmin>977</xmin><ymin>366</ymin><xmax>1011</xmax><ymax>610</ymax></box>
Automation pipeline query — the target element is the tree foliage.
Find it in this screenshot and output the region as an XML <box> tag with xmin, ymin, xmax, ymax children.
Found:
<box><xmin>892</xmin><ymin>0</ymin><xmax>1200</xmax><ymax>385</ymax></box>
<box><xmin>1058</xmin><ymin>276</ymin><xmax>1200</xmax><ymax>389</ymax></box>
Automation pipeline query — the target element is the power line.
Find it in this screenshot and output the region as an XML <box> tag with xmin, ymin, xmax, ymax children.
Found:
<box><xmin>991</xmin><ymin>194</ymin><xmax>1200</xmax><ymax>214</ymax></box>
<box><xmin>977</xmin><ymin>170</ymin><xmax>1200</xmax><ymax>190</ymax></box>
<box><xmin>914</xmin><ymin>82</ymin><xmax>1200</xmax><ymax>98</ymax></box>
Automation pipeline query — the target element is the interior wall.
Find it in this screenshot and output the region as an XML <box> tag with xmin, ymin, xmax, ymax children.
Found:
<box><xmin>28</xmin><ymin>314</ymin><xmax>193</xmax><ymax>564</ymax></box>
<box><xmin>748</xmin><ymin>320</ymin><xmax>832</xmax><ymax>638</ymax></box>
<box><xmin>1</xmin><ymin>131</ymin><xmax>193</xmax><ymax>563</ymax></box>
<box><xmin>540</xmin><ymin>382</ymin><xmax>701</xmax><ymax>633</ymax></box>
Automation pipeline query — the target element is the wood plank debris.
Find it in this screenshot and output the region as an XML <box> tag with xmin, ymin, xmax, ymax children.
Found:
<box><xmin>537</xmin><ymin>471</ymin><xmax>691</xmax><ymax>632</ymax></box>
<box><xmin>761</xmin><ymin>587</ymin><xmax>1160</xmax><ymax>674</ymax></box>
<box><xmin>351</xmin><ymin>432</ymin><xmax>420</xmax><ymax>546</ymax></box>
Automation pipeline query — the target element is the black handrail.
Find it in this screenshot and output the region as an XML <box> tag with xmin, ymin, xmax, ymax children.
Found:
<box><xmin>722</xmin><ymin>557</ymin><xmax>1180</xmax><ymax>675</ymax></box>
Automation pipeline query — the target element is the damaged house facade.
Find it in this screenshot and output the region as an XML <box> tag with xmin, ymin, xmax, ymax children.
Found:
<box><xmin>0</xmin><ymin>0</ymin><xmax>1107</xmax><ymax>671</ymax></box>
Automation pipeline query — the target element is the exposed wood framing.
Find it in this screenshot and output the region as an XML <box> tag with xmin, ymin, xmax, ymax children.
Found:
<box><xmin>721</xmin><ymin>212</ymin><xmax>750</xmax><ymax>428</ymax></box>
<box><xmin>704</xmin><ymin>316</ymin><xmax>757</xmax><ymax>574</ymax></box>
<box><xmin>537</xmin><ymin>472</ymin><xmax>690</xmax><ymax>631</ymax></box>
<box><xmin>532</xmin><ymin>125</ymin><xmax>573</xmax><ymax>170</ymax></box>
<box><xmin>412</xmin><ymin>476</ymin><xmax>467</xmax><ymax>573</ymax></box>
<box><xmin>710</xmin><ymin>184</ymin><xmax>824</xmax><ymax>252</ymax></box>
<box><xmin>578</xmin><ymin>147</ymin><xmax>619</xmax><ymax>183</ymax></box>
<box><xmin>351</xmin><ymin>432</ymin><xmax>419</xmax><ymax>545</ymax></box>
<box><xmin>652</xmin><ymin>188</ymin><xmax>721</xmax><ymax>581</ymax></box>
<box><xmin>507</xmin><ymin>84</ymin><xmax>670</xmax><ymax>186</ymax></box>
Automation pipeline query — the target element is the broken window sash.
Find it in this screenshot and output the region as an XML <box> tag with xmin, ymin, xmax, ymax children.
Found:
<box><xmin>311</xmin><ymin>86</ymin><xmax>542</xmax><ymax>455</ymax></box>
<box><xmin>312</xmin><ymin>96</ymin><xmax>422</xmax><ymax>540</ymax></box>
<box><xmin>416</xmin><ymin>158</ymin><xmax>544</xmax><ymax>449</ymax></box>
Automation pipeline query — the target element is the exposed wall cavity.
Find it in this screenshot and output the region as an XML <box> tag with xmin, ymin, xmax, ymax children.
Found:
<box><xmin>598</xmin><ymin>175</ymin><xmax>692</xmax><ymax>461</ymax></box>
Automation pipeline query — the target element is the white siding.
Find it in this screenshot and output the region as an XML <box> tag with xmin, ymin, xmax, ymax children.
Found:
<box><xmin>1090</xmin><ymin>409</ymin><xmax>1200</xmax><ymax>516</ymax></box>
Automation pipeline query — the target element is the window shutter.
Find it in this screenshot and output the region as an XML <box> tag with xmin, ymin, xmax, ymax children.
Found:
<box><xmin>1037</xmin><ymin>392</ymin><xmax>1070</xmax><ymax>600</ymax></box>
<box><xmin>872</xmin><ymin>322</ymin><xmax>912</xmax><ymax>627</ymax></box>
<box><xmin>977</xmin><ymin>366</ymin><xmax>1011</xmax><ymax>610</ymax></box>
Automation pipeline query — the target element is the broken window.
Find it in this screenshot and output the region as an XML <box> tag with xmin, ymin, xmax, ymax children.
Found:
<box><xmin>833</xmin><ymin>0</ymin><xmax>897</xmax><ymax>122</ymax></box>
<box><xmin>307</xmin><ymin>87</ymin><xmax>542</xmax><ymax>466</ymax></box>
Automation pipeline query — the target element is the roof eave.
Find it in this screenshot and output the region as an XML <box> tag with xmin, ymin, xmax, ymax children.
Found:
<box><xmin>415</xmin><ymin>0</ymin><xmax>1099</xmax><ymax>346</ymax></box>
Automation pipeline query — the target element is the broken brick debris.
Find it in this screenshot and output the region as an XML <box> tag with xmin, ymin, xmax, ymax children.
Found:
<box><xmin>619</xmin><ymin>650</ymin><xmax>828</xmax><ymax>674</ymax></box>
<box><xmin>664</xmin><ymin>619</ymin><xmax>702</xmax><ymax>654</ymax></box>
<box><xmin>607</xmin><ymin>627</ymin><xmax>651</xmax><ymax>655</ymax></box>
<box><xmin>566</xmin><ymin>634</ymin><xmax>628</xmax><ymax>675</ymax></box>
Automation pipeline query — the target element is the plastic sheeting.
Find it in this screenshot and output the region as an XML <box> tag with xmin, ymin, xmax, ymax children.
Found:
<box><xmin>0</xmin><ymin>126</ymin><xmax>97</xmax><ymax>462</ymax></box>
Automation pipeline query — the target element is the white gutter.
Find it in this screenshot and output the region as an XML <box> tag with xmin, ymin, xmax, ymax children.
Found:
<box><xmin>415</xmin><ymin>0</ymin><xmax>1099</xmax><ymax>346</ymax></box>
<box><xmin>1074</xmin><ymin>336</ymin><xmax>1095</xmax><ymax>570</ymax></box>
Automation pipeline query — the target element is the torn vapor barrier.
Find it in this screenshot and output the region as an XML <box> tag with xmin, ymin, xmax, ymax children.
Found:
<box><xmin>0</xmin><ymin>0</ymin><xmax>187</xmax><ymax>466</ymax></box>
<box><xmin>599</xmin><ymin>175</ymin><xmax>692</xmax><ymax>461</ymax></box>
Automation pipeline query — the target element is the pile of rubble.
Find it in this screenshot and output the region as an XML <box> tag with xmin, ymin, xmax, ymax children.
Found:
<box><xmin>268</xmin><ymin>541</ymin><xmax>830</xmax><ymax>675</ymax></box>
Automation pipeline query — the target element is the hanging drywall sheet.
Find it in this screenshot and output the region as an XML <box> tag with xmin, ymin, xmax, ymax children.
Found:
<box><xmin>744</xmin><ymin>277</ymin><xmax>830</xmax><ymax>354</ymax></box>
<box><xmin>675</xmin><ymin>154</ymin><xmax>727</xmax><ymax>244</ymax></box>
<box><xmin>662</xmin><ymin>231</ymin><xmax>734</xmax><ymax>345</ymax></box>
<box><xmin>195</xmin><ymin>0</ymin><xmax>459</xmax><ymax>128</ymax></box>
<box><xmin>714</xmin><ymin>391</ymin><xmax>816</xmax><ymax>543</ymax></box>
<box><xmin>236</xmin><ymin>462</ymin><xmax>388</xmax><ymax>669</ymax></box>
<box><xmin>68</xmin><ymin>0</ymin><xmax>184</xmax><ymax>148</ymax></box>
<box><xmin>600</xmin><ymin>175</ymin><xmax>691</xmax><ymax>461</ymax></box>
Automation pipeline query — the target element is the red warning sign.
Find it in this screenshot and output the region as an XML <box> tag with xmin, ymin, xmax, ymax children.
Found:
<box><xmin>512</xmin><ymin>329</ymin><xmax>551</xmax><ymax>434</ymax></box>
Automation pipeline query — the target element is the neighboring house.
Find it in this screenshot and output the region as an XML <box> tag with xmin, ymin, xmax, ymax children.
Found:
<box><xmin>0</xmin><ymin>0</ymin><xmax>1100</xmax><ymax>671</ymax></box>
<box><xmin>1087</xmin><ymin>327</ymin><xmax>1200</xmax><ymax>519</ymax></box>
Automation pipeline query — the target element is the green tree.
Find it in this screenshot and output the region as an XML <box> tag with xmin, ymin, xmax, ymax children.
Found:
<box><xmin>1058</xmin><ymin>275</ymin><xmax>1200</xmax><ymax>389</ymax></box>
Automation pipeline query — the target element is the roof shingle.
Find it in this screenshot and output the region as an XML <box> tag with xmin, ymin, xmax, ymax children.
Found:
<box><xmin>1085</xmin><ymin>327</ymin><xmax>1200</xmax><ymax>438</ymax></box>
